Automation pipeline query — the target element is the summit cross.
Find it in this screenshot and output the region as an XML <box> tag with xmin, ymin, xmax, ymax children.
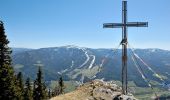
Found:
<box><xmin>103</xmin><ymin>1</ymin><xmax>148</xmax><ymax>95</ymax></box>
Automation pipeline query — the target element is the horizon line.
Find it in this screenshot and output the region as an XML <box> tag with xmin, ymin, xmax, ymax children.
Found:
<box><xmin>11</xmin><ymin>45</ymin><xmax>170</xmax><ymax>51</ymax></box>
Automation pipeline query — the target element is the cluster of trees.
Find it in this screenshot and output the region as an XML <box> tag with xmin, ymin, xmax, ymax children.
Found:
<box><xmin>49</xmin><ymin>76</ymin><xmax>65</xmax><ymax>97</ymax></box>
<box><xmin>0</xmin><ymin>21</ymin><xmax>64</xmax><ymax>100</ymax></box>
<box><xmin>9</xmin><ymin>68</ymin><xmax>48</xmax><ymax>100</ymax></box>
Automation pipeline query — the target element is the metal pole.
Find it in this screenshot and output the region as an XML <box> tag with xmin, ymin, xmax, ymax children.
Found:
<box><xmin>122</xmin><ymin>1</ymin><xmax>128</xmax><ymax>95</ymax></box>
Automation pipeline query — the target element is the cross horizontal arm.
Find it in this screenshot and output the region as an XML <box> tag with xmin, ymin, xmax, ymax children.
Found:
<box><xmin>103</xmin><ymin>23</ymin><xmax>123</xmax><ymax>28</ymax></box>
<box><xmin>126</xmin><ymin>22</ymin><xmax>148</xmax><ymax>27</ymax></box>
<box><xmin>103</xmin><ymin>22</ymin><xmax>148</xmax><ymax>28</ymax></box>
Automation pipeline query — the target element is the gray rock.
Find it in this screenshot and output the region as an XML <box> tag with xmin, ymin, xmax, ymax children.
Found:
<box><xmin>88</xmin><ymin>79</ymin><xmax>137</xmax><ymax>100</ymax></box>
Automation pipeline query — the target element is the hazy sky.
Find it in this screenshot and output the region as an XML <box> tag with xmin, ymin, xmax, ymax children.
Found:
<box><xmin>0</xmin><ymin>0</ymin><xmax>170</xmax><ymax>49</ymax></box>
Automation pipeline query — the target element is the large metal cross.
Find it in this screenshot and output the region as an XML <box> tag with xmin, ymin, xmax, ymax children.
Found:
<box><xmin>103</xmin><ymin>1</ymin><xmax>148</xmax><ymax>95</ymax></box>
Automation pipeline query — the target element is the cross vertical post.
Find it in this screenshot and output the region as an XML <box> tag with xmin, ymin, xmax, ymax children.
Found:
<box><xmin>122</xmin><ymin>1</ymin><xmax>128</xmax><ymax>95</ymax></box>
<box><xmin>103</xmin><ymin>1</ymin><xmax>148</xmax><ymax>95</ymax></box>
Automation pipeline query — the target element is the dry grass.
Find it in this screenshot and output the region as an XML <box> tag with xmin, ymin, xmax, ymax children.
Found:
<box><xmin>51</xmin><ymin>85</ymin><xmax>93</xmax><ymax>100</ymax></box>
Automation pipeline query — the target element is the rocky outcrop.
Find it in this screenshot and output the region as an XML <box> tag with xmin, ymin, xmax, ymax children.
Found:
<box><xmin>51</xmin><ymin>79</ymin><xmax>137</xmax><ymax>100</ymax></box>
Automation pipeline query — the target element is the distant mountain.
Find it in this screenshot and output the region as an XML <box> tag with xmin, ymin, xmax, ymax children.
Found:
<box><xmin>12</xmin><ymin>46</ymin><xmax>170</xmax><ymax>87</ymax></box>
<box><xmin>12</xmin><ymin>48</ymin><xmax>33</xmax><ymax>55</ymax></box>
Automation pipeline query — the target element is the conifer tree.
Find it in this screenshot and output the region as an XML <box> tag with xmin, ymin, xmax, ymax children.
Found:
<box><xmin>0</xmin><ymin>21</ymin><xmax>12</xmax><ymax>66</ymax></box>
<box><xmin>33</xmin><ymin>67</ymin><xmax>47</xmax><ymax>100</ymax></box>
<box><xmin>58</xmin><ymin>76</ymin><xmax>64</xmax><ymax>94</ymax></box>
<box><xmin>16</xmin><ymin>72</ymin><xmax>24</xmax><ymax>99</ymax></box>
<box><xmin>52</xmin><ymin>76</ymin><xmax>65</xmax><ymax>96</ymax></box>
<box><xmin>24</xmin><ymin>77</ymin><xmax>33</xmax><ymax>100</ymax></box>
<box><xmin>17</xmin><ymin>72</ymin><xmax>24</xmax><ymax>100</ymax></box>
<box><xmin>48</xmin><ymin>89</ymin><xmax>52</xmax><ymax>99</ymax></box>
<box><xmin>0</xmin><ymin>21</ymin><xmax>19</xmax><ymax>99</ymax></box>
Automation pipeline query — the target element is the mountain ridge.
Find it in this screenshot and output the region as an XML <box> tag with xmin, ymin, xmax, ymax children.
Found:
<box><xmin>12</xmin><ymin>46</ymin><xmax>170</xmax><ymax>87</ymax></box>
<box><xmin>12</xmin><ymin>45</ymin><xmax>170</xmax><ymax>51</ymax></box>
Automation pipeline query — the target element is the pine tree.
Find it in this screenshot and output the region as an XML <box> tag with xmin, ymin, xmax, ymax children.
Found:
<box><xmin>24</xmin><ymin>77</ymin><xmax>33</xmax><ymax>100</ymax></box>
<box><xmin>58</xmin><ymin>76</ymin><xmax>64</xmax><ymax>94</ymax></box>
<box><xmin>33</xmin><ymin>67</ymin><xmax>47</xmax><ymax>100</ymax></box>
<box><xmin>16</xmin><ymin>72</ymin><xmax>24</xmax><ymax>99</ymax></box>
<box><xmin>0</xmin><ymin>21</ymin><xmax>12</xmax><ymax>66</ymax></box>
<box><xmin>48</xmin><ymin>89</ymin><xmax>52</xmax><ymax>99</ymax></box>
<box><xmin>0</xmin><ymin>21</ymin><xmax>19</xmax><ymax>99</ymax></box>
<box><xmin>52</xmin><ymin>76</ymin><xmax>65</xmax><ymax>96</ymax></box>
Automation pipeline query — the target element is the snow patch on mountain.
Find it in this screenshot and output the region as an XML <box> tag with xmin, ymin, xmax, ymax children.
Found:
<box><xmin>70</xmin><ymin>61</ymin><xmax>74</xmax><ymax>68</ymax></box>
<box><xmin>150</xmin><ymin>49</ymin><xmax>156</xmax><ymax>52</ymax></box>
<box><xmin>88</xmin><ymin>55</ymin><xmax>95</xmax><ymax>69</ymax></box>
<box><xmin>79</xmin><ymin>48</ymin><xmax>90</xmax><ymax>68</ymax></box>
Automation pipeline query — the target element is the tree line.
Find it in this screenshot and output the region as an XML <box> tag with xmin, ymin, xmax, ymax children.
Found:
<box><xmin>0</xmin><ymin>21</ymin><xmax>64</xmax><ymax>100</ymax></box>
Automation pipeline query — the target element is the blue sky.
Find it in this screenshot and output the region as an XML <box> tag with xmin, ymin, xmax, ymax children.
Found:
<box><xmin>0</xmin><ymin>0</ymin><xmax>170</xmax><ymax>49</ymax></box>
